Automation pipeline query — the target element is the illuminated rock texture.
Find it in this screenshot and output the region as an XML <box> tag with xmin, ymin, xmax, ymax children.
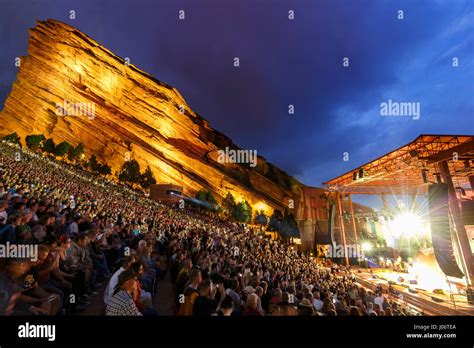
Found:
<box><xmin>1</xmin><ymin>19</ymin><xmax>308</xmax><ymax>214</ymax></box>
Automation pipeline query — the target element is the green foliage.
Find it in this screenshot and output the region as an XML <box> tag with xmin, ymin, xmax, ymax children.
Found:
<box><xmin>195</xmin><ymin>190</ymin><xmax>217</xmax><ymax>205</ymax></box>
<box><xmin>196</xmin><ymin>190</ymin><xmax>207</xmax><ymax>202</ymax></box>
<box><xmin>194</xmin><ymin>189</ymin><xmax>219</xmax><ymax>211</ymax></box>
<box><xmin>279</xmin><ymin>210</ymin><xmax>300</xmax><ymax>238</ymax></box>
<box><xmin>54</xmin><ymin>141</ymin><xmax>72</xmax><ymax>157</ymax></box>
<box><xmin>140</xmin><ymin>165</ymin><xmax>157</xmax><ymax>189</ymax></box>
<box><xmin>118</xmin><ymin>159</ymin><xmax>142</xmax><ymax>184</ymax></box>
<box><xmin>234</xmin><ymin>200</ymin><xmax>252</xmax><ymax>223</ymax></box>
<box><xmin>87</xmin><ymin>154</ymin><xmax>101</xmax><ymax>172</ymax></box>
<box><xmin>67</xmin><ymin>143</ymin><xmax>85</xmax><ymax>162</ymax></box>
<box><xmin>43</xmin><ymin>138</ymin><xmax>56</xmax><ymax>153</ymax></box>
<box><xmin>268</xmin><ymin>209</ymin><xmax>299</xmax><ymax>238</ymax></box>
<box><xmin>2</xmin><ymin>132</ymin><xmax>21</xmax><ymax>146</ymax></box>
<box><xmin>98</xmin><ymin>163</ymin><xmax>112</xmax><ymax>176</ymax></box>
<box><xmin>222</xmin><ymin>192</ymin><xmax>237</xmax><ymax>217</ymax></box>
<box><xmin>268</xmin><ymin>209</ymin><xmax>283</xmax><ymax>231</ymax></box>
<box><xmin>254</xmin><ymin>210</ymin><xmax>268</xmax><ymax>226</ymax></box>
<box><xmin>86</xmin><ymin>154</ymin><xmax>111</xmax><ymax>176</ymax></box>
<box><xmin>25</xmin><ymin>134</ymin><xmax>46</xmax><ymax>151</ymax></box>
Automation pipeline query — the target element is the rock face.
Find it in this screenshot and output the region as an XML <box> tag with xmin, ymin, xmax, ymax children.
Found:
<box><xmin>0</xmin><ymin>19</ymin><xmax>307</xmax><ymax>214</ymax></box>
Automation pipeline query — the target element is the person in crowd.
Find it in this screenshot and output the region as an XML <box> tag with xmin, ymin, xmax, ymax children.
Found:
<box><xmin>106</xmin><ymin>269</ymin><xmax>142</xmax><ymax>316</ymax></box>
<box><xmin>0</xmin><ymin>258</ymin><xmax>48</xmax><ymax>315</ymax></box>
<box><xmin>175</xmin><ymin>258</ymin><xmax>192</xmax><ymax>303</ymax></box>
<box><xmin>193</xmin><ymin>279</ymin><xmax>225</xmax><ymax>316</ymax></box>
<box><xmin>130</xmin><ymin>261</ymin><xmax>156</xmax><ymax>314</ymax></box>
<box><xmin>178</xmin><ymin>269</ymin><xmax>201</xmax><ymax>316</ymax></box>
<box><xmin>243</xmin><ymin>293</ymin><xmax>262</xmax><ymax>316</ymax></box>
<box><xmin>0</xmin><ymin>214</ymin><xmax>21</xmax><ymax>244</ymax></box>
<box><xmin>104</xmin><ymin>256</ymin><xmax>134</xmax><ymax>306</ymax></box>
<box><xmin>67</xmin><ymin>216</ymin><xmax>82</xmax><ymax>236</ymax></box>
<box><xmin>215</xmin><ymin>295</ymin><xmax>234</xmax><ymax>316</ymax></box>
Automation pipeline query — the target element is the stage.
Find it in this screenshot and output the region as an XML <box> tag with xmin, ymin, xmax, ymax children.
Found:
<box><xmin>354</xmin><ymin>268</ymin><xmax>474</xmax><ymax>316</ymax></box>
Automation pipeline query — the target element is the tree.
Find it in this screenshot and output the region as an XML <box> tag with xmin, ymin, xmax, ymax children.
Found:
<box><xmin>2</xmin><ymin>132</ymin><xmax>21</xmax><ymax>146</ymax></box>
<box><xmin>140</xmin><ymin>165</ymin><xmax>156</xmax><ymax>189</ymax></box>
<box><xmin>234</xmin><ymin>200</ymin><xmax>252</xmax><ymax>223</ymax></box>
<box><xmin>87</xmin><ymin>155</ymin><xmax>100</xmax><ymax>172</ymax></box>
<box><xmin>269</xmin><ymin>209</ymin><xmax>300</xmax><ymax>239</ymax></box>
<box><xmin>54</xmin><ymin>141</ymin><xmax>72</xmax><ymax>157</ymax></box>
<box><xmin>85</xmin><ymin>154</ymin><xmax>111</xmax><ymax>175</ymax></box>
<box><xmin>196</xmin><ymin>190</ymin><xmax>217</xmax><ymax>205</ymax></box>
<box><xmin>196</xmin><ymin>190</ymin><xmax>208</xmax><ymax>202</ymax></box>
<box><xmin>43</xmin><ymin>138</ymin><xmax>56</xmax><ymax>154</ymax></box>
<box><xmin>25</xmin><ymin>134</ymin><xmax>46</xmax><ymax>151</ymax></box>
<box><xmin>254</xmin><ymin>210</ymin><xmax>268</xmax><ymax>226</ymax></box>
<box><xmin>205</xmin><ymin>190</ymin><xmax>217</xmax><ymax>206</ymax></box>
<box><xmin>195</xmin><ymin>190</ymin><xmax>218</xmax><ymax>210</ymax></box>
<box><xmin>67</xmin><ymin>143</ymin><xmax>85</xmax><ymax>162</ymax></box>
<box><xmin>268</xmin><ymin>209</ymin><xmax>283</xmax><ymax>231</ymax></box>
<box><xmin>98</xmin><ymin>163</ymin><xmax>112</xmax><ymax>176</ymax></box>
<box><xmin>222</xmin><ymin>192</ymin><xmax>237</xmax><ymax>217</ymax></box>
<box><xmin>118</xmin><ymin>159</ymin><xmax>142</xmax><ymax>184</ymax></box>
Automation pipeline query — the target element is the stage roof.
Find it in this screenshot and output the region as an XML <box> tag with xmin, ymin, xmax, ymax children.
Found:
<box><xmin>324</xmin><ymin>134</ymin><xmax>474</xmax><ymax>195</ymax></box>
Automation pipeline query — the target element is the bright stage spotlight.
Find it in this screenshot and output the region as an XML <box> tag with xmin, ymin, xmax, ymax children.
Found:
<box><xmin>391</xmin><ymin>212</ymin><xmax>423</xmax><ymax>237</ymax></box>
<box><xmin>361</xmin><ymin>242</ymin><xmax>372</xmax><ymax>252</ymax></box>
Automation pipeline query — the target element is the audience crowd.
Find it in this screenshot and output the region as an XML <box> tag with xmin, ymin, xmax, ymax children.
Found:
<box><xmin>0</xmin><ymin>142</ymin><xmax>418</xmax><ymax>316</ymax></box>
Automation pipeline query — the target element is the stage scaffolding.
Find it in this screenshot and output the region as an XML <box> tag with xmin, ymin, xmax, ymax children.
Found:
<box><xmin>323</xmin><ymin>134</ymin><xmax>474</xmax><ymax>290</ymax></box>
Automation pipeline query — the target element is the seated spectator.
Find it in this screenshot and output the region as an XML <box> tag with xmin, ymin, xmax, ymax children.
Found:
<box><xmin>349</xmin><ymin>306</ymin><xmax>362</xmax><ymax>316</ymax></box>
<box><xmin>0</xmin><ymin>258</ymin><xmax>47</xmax><ymax>315</ymax></box>
<box><xmin>104</xmin><ymin>256</ymin><xmax>134</xmax><ymax>306</ymax></box>
<box><xmin>243</xmin><ymin>293</ymin><xmax>262</xmax><ymax>316</ymax></box>
<box><xmin>280</xmin><ymin>292</ymin><xmax>298</xmax><ymax>316</ymax></box>
<box><xmin>130</xmin><ymin>261</ymin><xmax>155</xmax><ymax>314</ymax></box>
<box><xmin>193</xmin><ymin>279</ymin><xmax>224</xmax><ymax>316</ymax></box>
<box><xmin>0</xmin><ymin>214</ymin><xmax>21</xmax><ymax>244</ymax></box>
<box><xmin>106</xmin><ymin>269</ymin><xmax>142</xmax><ymax>316</ymax></box>
<box><xmin>312</xmin><ymin>291</ymin><xmax>324</xmax><ymax>311</ymax></box>
<box><xmin>175</xmin><ymin>258</ymin><xmax>192</xmax><ymax>303</ymax></box>
<box><xmin>178</xmin><ymin>269</ymin><xmax>201</xmax><ymax>316</ymax></box>
<box><xmin>297</xmin><ymin>298</ymin><xmax>315</xmax><ymax>316</ymax></box>
<box><xmin>216</xmin><ymin>295</ymin><xmax>234</xmax><ymax>316</ymax></box>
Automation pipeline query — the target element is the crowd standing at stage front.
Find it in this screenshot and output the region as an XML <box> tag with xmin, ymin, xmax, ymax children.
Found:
<box><xmin>0</xmin><ymin>143</ymin><xmax>418</xmax><ymax>316</ymax></box>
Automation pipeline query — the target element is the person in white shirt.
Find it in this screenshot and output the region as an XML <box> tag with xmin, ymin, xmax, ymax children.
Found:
<box><xmin>365</xmin><ymin>301</ymin><xmax>376</xmax><ymax>315</ymax></box>
<box><xmin>67</xmin><ymin>216</ymin><xmax>82</xmax><ymax>236</ymax></box>
<box><xmin>104</xmin><ymin>256</ymin><xmax>134</xmax><ymax>305</ymax></box>
<box><xmin>106</xmin><ymin>269</ymin><xmax>142</xmax><ymax>316</ymax></box>
<box><xmin>374</xmin><ymin>293</ymin><xmax>384</xmax><ymax>307</ymax></box>
<box><xmin>312</xmin><ymin>291</ymin><xmax>324</xmax><ymax>311</ymax></box>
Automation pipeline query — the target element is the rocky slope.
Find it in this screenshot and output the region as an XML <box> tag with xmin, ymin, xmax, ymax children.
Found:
<box><xmin>0</xmin><ymin>19</ymin><xmax>304</xmax><ymax>212</ymax></box>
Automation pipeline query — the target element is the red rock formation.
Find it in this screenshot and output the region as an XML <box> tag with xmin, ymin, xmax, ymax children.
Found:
<box><xmin>0</xmin><ymin>19</ymin><xmax>305</xmax><ymax>215</ymax></box>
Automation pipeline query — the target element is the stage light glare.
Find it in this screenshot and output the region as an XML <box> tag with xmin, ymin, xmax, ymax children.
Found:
<box><xmin>391</xmin><ymin>212</ymin><xmax>423</xmax><ymax>237</ymax></box>
<box><xmin>361</xmin><ymin>242</ymin><xmax>372</xmax><ymax>252</ymax></box>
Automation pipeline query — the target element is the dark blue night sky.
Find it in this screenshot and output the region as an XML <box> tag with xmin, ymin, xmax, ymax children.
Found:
<box><xmin>1</xmin><ymin>0</ymin><xmax>473</xmax><ymax>207</ymax></box>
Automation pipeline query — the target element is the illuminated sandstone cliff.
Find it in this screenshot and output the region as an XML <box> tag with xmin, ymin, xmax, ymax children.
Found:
<box><xmin>0</xmin><ymin>19</ymin><xmax>306</xmax><ymax>213</ymax></box>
